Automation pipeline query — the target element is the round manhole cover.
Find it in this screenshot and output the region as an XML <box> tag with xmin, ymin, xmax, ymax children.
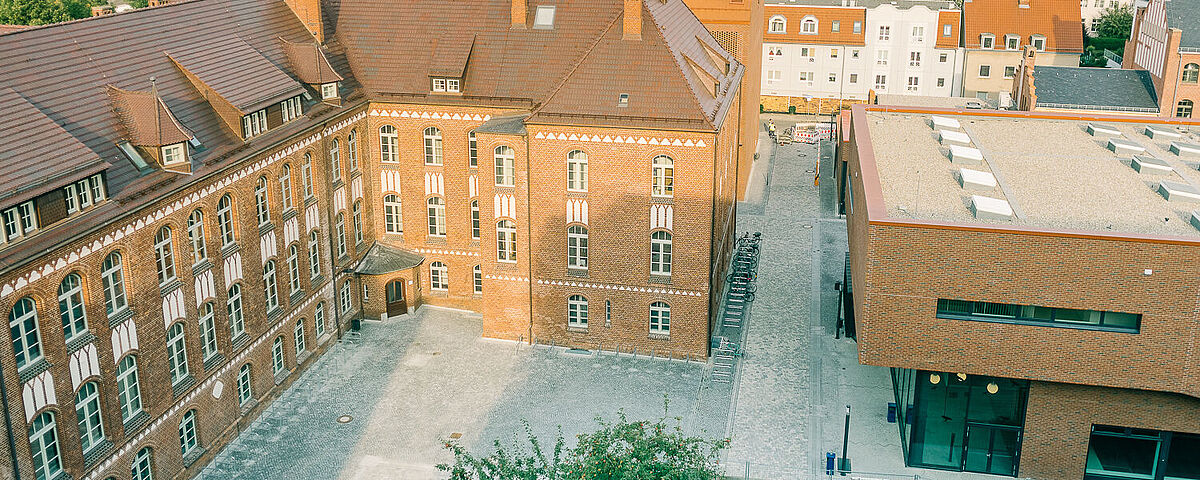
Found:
<box><xmin>337</xmin><ymin>415</ymin><xmax>353</xmax><ymax>424</ymax></box>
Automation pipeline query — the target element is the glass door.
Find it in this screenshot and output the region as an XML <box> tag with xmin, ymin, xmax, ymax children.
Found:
<box><xmin>964</xmin><ymin>423</ymin><xmax>1021</xmax><ymax>476</ymax></box>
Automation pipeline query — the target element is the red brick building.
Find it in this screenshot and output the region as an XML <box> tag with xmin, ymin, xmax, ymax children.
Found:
<box><xmin>1123</xmin><ymin>0</ymin><xmax>1200</xmax><ymax>118</ymax></box>
<box><xmin>843</xmin><ymin>104</ymin><xmax>1200</xmax><ymax>478</ymax></box>
<box><xmin>0</xmin><ymin>0</ymin><xmax>743</xmax><ymax>479</ymax></box>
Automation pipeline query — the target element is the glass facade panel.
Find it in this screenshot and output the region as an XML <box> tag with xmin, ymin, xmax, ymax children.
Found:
<box><xmin>1165</xmin><ymin>434</ymin><xmax>1200</xmax><ymax>480</ymax></box>
<box><xmin>1086</xmin><ymin>431</ymin><xmax>1160</xmax><ymax>479</ymax></box>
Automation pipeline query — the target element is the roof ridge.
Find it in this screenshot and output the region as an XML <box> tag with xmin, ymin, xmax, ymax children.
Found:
<box><xmin>529</xmin><ymin>9</ymin><xmax>624</xmax><ymax>118</ymax></box>
<box><xmin>645</xmin><ymin>0</ymin><xmax>717</xmax><ymax>130</ymax></box>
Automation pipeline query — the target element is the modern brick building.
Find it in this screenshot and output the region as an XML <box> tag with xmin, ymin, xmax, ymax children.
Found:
<box><xmin>1123</xmin><ymin>0</ymin><xmax>1199</xmax><ymax>118</ymax></box>
<box><xmin>842</xmin><ymin>103</ymin><xmax>1200</xmax><ymax>478</ymax></box>
<box><xmin>0</xmin><ymin>0</ymin><xmax>743</xmax><ymax>479</ymax></box>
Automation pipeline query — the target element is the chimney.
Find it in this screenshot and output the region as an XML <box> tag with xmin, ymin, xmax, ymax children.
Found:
<box><xmin>512</xmin><ymin>0</ymin><xmax>527</xmax><ymax>28</ymax></box>
<box><xmin>623</xmin><ymin>0</ymin><xmax>642</xmax><ymax>40</ymax></box>
<box><xmin>284</xmin><ymin>0</ymin><xmax>325</xmax><ymax>43</ymax></box>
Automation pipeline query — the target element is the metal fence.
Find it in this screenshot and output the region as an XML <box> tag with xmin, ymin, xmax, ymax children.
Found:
<box><xmin>722</xmin><ymin>461</ymin><xmax>923</xmax><ymax>480</ymax></box>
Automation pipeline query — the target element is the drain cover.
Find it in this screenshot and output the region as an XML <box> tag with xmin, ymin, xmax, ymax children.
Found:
<box><xmin>337</xmin><ymin>415</ymin><xmax>353</xmax><ymax>424</ymax></box>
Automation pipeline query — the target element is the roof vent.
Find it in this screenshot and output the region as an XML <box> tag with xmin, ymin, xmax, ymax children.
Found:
<box><xmin>1145</xmin><ymin>125</ymin><xmax>1183</xmax><ymax>140</ymax></box>
<box><xmin>1107</xmin><ymin>137</ymin><xmax>1146</xmax><ymax>155</ymax></box>
<box><xmin>958</xmin><ymin>168</ymin><xmax>997</xmax><ymax>190</ymax></box>
<box><xmin>1086</xmin><ymin>123</ymin><xmax>1121</xmax><ymax>137</ymax></box>
<box><xmin>1169</xmin><ymin>141</ymin><xmax>1200</xmax><ymax>157</ymax></box>
<box><xmin>929</xmin><ymin>115</ymin><xmax>961</xmax><ymax>130</ymax></box>
<box><xmin>939</xmin><ymin>129</ymin><xmax>972</xmax><ymax>146</ymax></box>
<box><xmin>949</xmin><ymin>144</ymin><xmax>984</xmax><ymax>165</ymax></box>
<box><xmin>1157</xmin><ymin>180</ymin><xmax>1200</xmax><ymax>203</ymax></box>
<box><xmin>618</xmin><ymin>93</ymin><xmax>630</xmax><ymax>107</ymax></box>
<box><xmin>1131</xmin><ymin>154</ymin><xmax>1173</xmax><ymax>174</ymax></box>
<box><xmin>970</xmin><ymin>195</ymin><xmax>1013</xmax><ymax>221</ymax></box>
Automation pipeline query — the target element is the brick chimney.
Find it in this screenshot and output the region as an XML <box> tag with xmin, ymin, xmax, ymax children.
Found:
<box><xmin>1014</xmin><ymin>45</ymin><xmax>1038</xmax><ymax>110</ymax></box>
<box><xmin>512</xmin><ymin>0</ymin><xmax>527</xmax><ymax>28</ymax></box>
<box><xmin>623</xmin><ymin>0</ymin><xmax>642</xmax><ymax>40</ymax></box>
<box><xmin>284</xmin><ymin>0</ymin><xmax>325</xmax><ymax>43</ymax></box>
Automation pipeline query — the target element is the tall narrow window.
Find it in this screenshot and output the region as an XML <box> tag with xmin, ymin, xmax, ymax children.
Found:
<box><xmin>430</xmin><ymin>262</ymin><xmax>448</xmax><ymax>291</ymax></box>
<box><xmin>384</xmin><ymin>194</ymin><xmax>403</xmax><ymax>234</ymax></box>
<box><xmin>651</xmin><ymin>155</ymin><xmax>674</xmax><ymax>197</ymax></box>
<box><xmin>1183</xmin><ymin>63</ymin><xmax>1199</xmax><ymax>83</ymax></box>
<box><xmin>227</xmin><ymin>284</ymin><xmax>245</xmax><ymax>339</ymax></box>
<box><xmin>178</xmin><ymin>410</ymin><xmax>197</xmax><ymax>457</ymax></box>
<box><xmin>650</xmin><ymin>230</ymin><xmax>672</xmax><ymax>275</ymax></box>
<box><xmin>272</xmin><ymin>336</ymin><xmax>285</xmax><ymax>376</ymax></box>
<box><xmin>116</xmin><ymin>355</ymin><xmax>142</xmax><ymax>422</ymax></box>
<box><xmin>75</xmin><ymin>381</ymin><xmax>105</xmax><ymax>454</ymax></box>
<box><xmin>497</xmin><ymin>220</ymin><xmax>516</xmax><ymax>262</ymax></box>
<box><xmin>468</xmin><ymin>131</ymin><xmax>478</xmax><ymax>167</ymax></box>
<box><xmin>8</xmin><ymin>297</ymin><xmax>41</xmax><ymax>370</ymax></box>
<box><xmin>335</xmin><ymin>213</ymin><xmax>347</xmax><ymax>258</ymax></box>
<box><xmin>217</xmin><ymin>194</ymin><xmax>236</xmax><ymax>246</ymax></box>
<box><xmin>567</xmin><ymin>150</ymin><xmax>588</xmax><ymax>191</ymax></box>
<box><xmin>254</xmin><ymin>176</ymin><xmax>270</xmax><ymax>226</ymax></box>
<box><xmin>347</xmin><ymin>129</ymin><xmax>359</xmax><ymax>172</ymax></box>
<box><xmin>279</xmin><ymin>165</ymin><xmax>294</xmax><ymax>211</ymax></box>
<box><xmin>353</xmin><ymin>201</ymin><xmax>363</xmax><ymax>244</ymax></box>
<box><xmin>29</xmin><ymin>411</ymin><xmax>62</xmax><ymax>480</ymax></box>
<box><xmin>102</xmin><ymin>252</ymin><xmax>128</xmax><ymax>317</ymax></box>
<box><xmin>494</xmin><ymin>146</ymin><xmax>515</xmax><ymax>186</ymax></box>
<box><xmin>131</xmin><ymin>447</ymin><xmax>153</xmax><ymax>480</ymax></box>
<box><xmin>568</xmin><ymin>295</ymin><xmax>588</xmax><ymax>328</ymax></box>
<box><xmin>329</xmin><ymin>138</ymin><xmax>341</xmax><ymax>183</ymax></box>
<box><xmin>154</xmin><ymin>226</ymin><xmax>177</xmax><ymax>285</ymax></box>
<box><xmin>166</xmin><ymin>322</ymin><xmax>189</xmax><ymax>385</ymax></box>
<box><xmin>470</xmin><ymin>200</ymin><xmax>480</xmax><ymax>239</ymax></box>
<box><xmin>424</xmin><ymin>127</ymin><xmax>443</xmax><ymax>165</ymax></box>
<box><xmin>187</xmin><ymin>210</ymin><xmax>207</xmax><ymax>264</ymax></box>
<box><xmin>380</xmin><ymin>126</ymin><xmax>398</xmax><ymax>163</ymax></box>
<box><xmin>315</xmin><ymin>302</ymin><xmax>326</xmax><ymax>337</ymax></box>
<box><xmin>263</xmin><ymin>260</ymin><xmax>279</xmax><ymax>312</ymax></box>
<box><xmin>567</xmin><ymin>225</ymin><xmax>588</xmax><ymax>269</ymax></box>
<box><xmin>649</xmin><ymin>302</ymin><xmax>670</xmax><ymax>335</ymax></box>
<box><xmin>1179</xmin><ymin>100</ymin><xmax>1195</xmax><ymax>118</ymax></box>
<box><xmin>294</xmin><ymin>318</ymin><xmax>306</xmax><ymax>354</ymax></box>
<box><xmin>287</xmin><ymin>244</ymin><xmax>301</xmax><ymax>293</ymax></box>
<box><xmin>340</xmin><ymin>280</ymin><xmax>352</xmax><ymax>313</ymax></box>
<box><xmin>427</xmin><ymin>197</ymin><xmax>446</xmax><ymax>236</ymax></box>
<box><xmin>199</xmin><ymin>303</ymin><xmax>217</xmax><ymax>361</ymax></box>
<box><xmin>237</xmin><ymin>364</ymin><xmax>252</xmax><ymax>406</ymax></box>
<box><xmin>473</xmin><ymin>265</ymin><xmax>482</xmax><ymax>294</ymax></box>
<box><xmin>58</xmin><ymin>273</ymin><xmax>88</xmax><ymax>342</ymax></box>
<box><xmin>308</xmin><ymin>230</ymin><xmax>321</xmax><ymax>278</ymax></box>
<box><xmin>302</xmin><ymin>153</ymin><xmax>314</xmax><ymax>198</ymax></box>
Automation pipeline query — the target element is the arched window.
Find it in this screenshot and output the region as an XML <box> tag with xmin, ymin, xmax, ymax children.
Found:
<box><xmin>497</xmin><ymin>220</ymin><xmax>516</xmax><ymax>262</ymax></box>
<box><xmin>254</xmin><ymin>176</ymin><xmax>270</xmax><ymax>226</ymax></box>
<box><xmin>340</xmin><ymin>280</ymin><xmax>352</xmax><ymax>313</ymax></box>
<box><xmin>237</xmin><ymin>364</ymin><xmax>253</xmax><ymax>406</ymax></box>
<box><xmin>29</xmin><ymin>411</ymin><xmax>62</xmax><ymax>480</ymax></box>
<box><xmin>9</xmin><ymin>297</ymin><xmax>42</xmax><ymax>369</ymax></box>
<box><xmin>768</xmin><ymin>15</ymin><xmax>786</xmax><ymax>34</ymax></box>
<box><xmin>279</xmin><ymin>164</ymin><xmax>294</xmax><ymax>211</ymax></box>
<box><xmin>494</xmin><ymin>146</ymin><xmax>515</xmax><ymax>186</ymax></box>
<box><xmin>650</xmin><ymin>230</ymin><xmax>672</xmax><ymax>275</ymax></box>
<box><xmin>424</xmin><ymin>127</ymin><xmax>443</xmax><ymax>165</ymax></box>
<box><xmin>468</xmin><ymin>130</ymin><xmax>478</xmax><ymax>167</ymax></box>
<box><xmin>315</xmin><ymin>302</ymin><xmax>327</xmax><ymax>337</ymax></box>
<box><xmin>801</xmin><ymin>15</ymin><xmax>818</xmax><ymax>34</ymax></box>
<box><xmin>58</xmin><ymin>273</ymin><xmax>88</xmax><ymax>342</ymax></box>
<box><xmin>178</xmin><ymin>409</ymin><xmax>198</xmax><ymax>457</ymax></box>
<box><xmin>187</xmin><ymin>209</ymin><xmax>207</xmax><ymax>264</ymax></box>
<box><xmin>294</xmin><ymin>318</ymin><xmax>306</xmax><ymax>354</ymax></box>
<box><xmin>287</xmin><ymin>244</ymin><xmax>301</xmax><ymax>294</ymax></box>
<box><xmin>335</xmin><ymin>212</ymin><xmax>347</xmax><ymax>258</ymax></box>
<box><xmin>116</xmin><ymin>355</ymin><xmax>142</xmax><ymax>421</ymax></box>
<box><xmin>567</xmin><ymin>150</ymin><xmax>588</xmax><ymax>191</ymax></box>
<box><xmin>1178</xmin><ymin>99</ymin><xmax>1195</xmax><ymax>118</ymax></box>
<box><xmin>166</xmin><ymin>322</ymin><xmax>189</xmax><ymax>385</ymax></box>
<box><xmin>568</xmin><ymin>295</ymin><xmax>588</xmax><ymax>328</ymax></box>
<box><xmin>1182</xmin><ymin>63</ymin><xmax>1198</xmax><ymax>83</ymax></box>
<box><xmin>199</xmin><ymin>302</ymin><xmax>217</xmax><ymax>360</ymax></box>
<box><xmin>130</xmin><ymin>447</ymin><xmax>153</xmax><ymax>480</ymax></box>
<box><xmin>651</xmin><ymin>155</ymin><xmax>674</xmax><ymax>197</ymax></box>
<box><xmin>329</xmin><ymin>138</ymin><xmax>342</xmax><ymax>182</ymax></box>
<box><xmin>430</xmin><ymin>262</ymin><xmax>448</xmax><ymax>291</ymax></box>
<box><xmin>380</xmin><ymin>126</ymin><xmax>398</xmax><ymax>163</ymax></box>
<box><xmin>427</xmin><ymin>197</ymin><xmax>446</xmax><ymax>236</ymax></box>
<box><xmin>217</xmin><ymin>194</ymin><xmax>236</xmax><ymax>246</ymax></box>
<box><xmin>470</xmin><ymin>200</ymin><xmax>480</xmax><ymax>239</ymax></box>
<box><xmin>154</xmin><ymin>226</ymin><xmax>176</xmax><ymax>285</ymax></box>
<box><xmin>227</xmin><ymin>284</ymin><xmax>245</xmax><ymax>339</ymax></box>
<box><xmin>75</xmin><ymin>381</ymin><xmax>105</xmax><ymax>454</ymax></box>
<box><xmin>383</xmin><ymin>194</ymin><xmax>403</xmax><ymax>234</ymax></box>
<box><xmin>101</xmin><ymin>252</ymin><xmax>128</xmax><ymax>317</ymax></box>
<box><xmin>263</xmin><ymin>260</ymin><xmax>279</xmax><ymax>311</ymax></box>
<box><xmin>308</xmin><ymin>230</ymin><xmax>321</xmax><ymax>278</ymax></box>
<box><xmin>347</xmin><ymin>129</ymin><xmax>359</xmax><ymax>172</ymax></box>
<box><xmin>302</xmin><ymin>152</ymin><xmax>315</xmax><ymax>198</ymax></box>
<box><xmin>567</xmin><ymin>225</ymin><xmax>588</xmax><ymax>269</ymax></box>
<box><xmin>272</xmin><ymin>336</ymin><xmax>285</xmax><ymax>376</ymax></box>
<box><xmin>649</xmin><ymin>301</ymin><xmax>670</xmax><ymax>335</ymax></box>
<box><xmin>473</xmin><ymin>265</ymin><xmax>483</xmax><ymax>294</ymax></box>
<box><xmin>353</xmin><ymin>200</ymin><xmax>363</xmax><ymax>244</ymax></box>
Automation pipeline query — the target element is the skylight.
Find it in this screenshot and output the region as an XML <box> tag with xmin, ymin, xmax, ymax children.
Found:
<box><xmin>534</xmin><ymin>6</ymin><xmax>556</xmax><ymax>29</ymax></box>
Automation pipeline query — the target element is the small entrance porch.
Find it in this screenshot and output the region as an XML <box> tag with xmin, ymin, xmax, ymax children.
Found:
<box><xmin>353</xmin><ymin>242</ymin><xmax>425</xmax><ymax>321</ymax></box>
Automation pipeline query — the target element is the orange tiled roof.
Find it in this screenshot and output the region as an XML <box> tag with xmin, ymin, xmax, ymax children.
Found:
<box><xmin>935</xmin><ymin>10</ymin><xmax>960</xmax><ymax>48</ymax></box>
<box><xmin>763</xmin><ymin>5</ymin><xmax>866</xmax><ymax>46</ymax></box>
<box><xmin>963</xmin><ymin>0</ymin><xmax>1083</xmax><ymax>53</ymax></box>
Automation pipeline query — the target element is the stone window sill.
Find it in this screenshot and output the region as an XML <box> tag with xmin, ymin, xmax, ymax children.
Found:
<box><xmin>239</xmin><ymin>397</ymin><xmax>259</xmax><ymax>415</ymax></box>
<box><xmin>221</xmin><ymin>242</ymin><xmax>241</xmax><ymax>258</ymax></box>
<box><xmin>123</xmin><ymin>411</ymin><xmax>150</xmax><ymax>435</ymax></box>
<box><xmin>192</xmin><ymin>258</ymin><xmax>213</xmax><ymax>277</ymax></box>
<box><xmin>172</xmin><ymin>375</ymin><xmax>197</xmax><ymax>397</ymax></box>
<box><xmin>304</xmin><ymin>196</ymin><xmax>318</xmax><ymax>208</ymax></box>
<box><xmin>17</xmin><ymin>358</ymin><xmax>51</xmax><ymax>383</ymax></box>
<box><xmin>232</xmin><ymin>333</ymin><xmax>250</xmax><ymax>352</ymax></box>
<box><xmin>274</xmin><ymin>369</ymin><xmax>291</xmax><ymax>385</ymax></box>
<box><xmin>159</xmin><ymin>278</ymin><xmax>183</xmax><ymax>296</ymax></box>
<box><xmin>290</xmin><ymin>290</ymin><xmax>306</xmax><ymax>306</ymax></box>
<box><xmin>282</xmin><ymin>209</ymin><xmax>299</xmax><ymax>222</ymax></box>
<box><xmin>108</xmin><ymin>307</ymin><xmax>135</xmax><ymax>328</ymax></box>
<box><xmin>566</xmin><ymin>326</ymin><xmax>588</xmax><ymax>333</ymax></box>
<box><xmin>567</xmin><ymin>268</ymin><xmax>588</xmax><ymax>278</ymax></box>
<box><xmin>83</xmin><ymin>439</ymin><xmax>113</xmax><ymax>467</ymax></box>
<box><xmin>259</xmin><ymin>222</ymin><xmax>276</xmax><ymax>236</ymax></box>
<box><xmin>297</xmin><ymin>351</ymin><xmax>311</xmax><ymax>365</ymax></box>
<box><xmin>648</xmin><ymin>274</ymin><xmax>672</xmax><ymax>285</ymax></box>
<box><xmin>203</xmin><ymin>353</ymin><xmax>226</xmax><ymax>372</ymax></box>
<box><xmin>649</xmin><ymin>333</ymin><xmax>670</xmax><ymax>341</ymax></box>
<box><xmin>65</xmin><ymin>331</ymin><xmax>96</xmax><ymax>355</ymax></box>
<box><xmin>182</xmin><ymin>446</ymin><xmax>207</xmax><ymax>468</ymax></box>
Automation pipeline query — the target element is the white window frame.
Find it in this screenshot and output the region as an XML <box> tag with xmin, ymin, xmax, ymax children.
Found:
<box><xmin>200</xmin><ymin>303</ymin><xmax>218</xmax><ymax>361</ymax></box>
<box><xmin>874</xmin><ymin>74</ymin><xmax>888</xmax><ymax>90</ymax></box>
<box><xmin>347</xmin><ymin>129</ymin><xmax>358</xmax><ymax>172</ymax></box>
<box><xmin>430</xmin><ymin>262</ymin><xmax>448</xmax><ymax>291</ymax></box>
<box><xmin>423</xmin><ymin>127</ymin><xmax>443</xmax><ymax>165</ymax></box>
<box><xmin>800</xmin><ymin>16</ymin><xmax>817</xmax><ymax>34</ymax></box>
<box><xmin>116</xmin><ymin>355</ymin><xmax>142</xmax><ymax>421</ymax></box>
<box><xmin>426</xmin><ymin>197</ymin><xmax>446</xmax><ymax>237</ymax></box>
<box><xmin>321</xmin><ymin>82</ymin><xmax>338</xmax><ymax>99</ymax></box>
<box><xmin>131</xmin><ymin>447</ymin><xmax>152</xmax><ymax>480</ymax></box>
<box><xmin>217</xmin><ymin>194</ymin><xmax>236</xmax><ymax>246</ymax></box>
<box><xmin>154</xmin><ymin>226</ymin><xmax>176</xmax><ymax>286</ymax></box>
<box><xmin>352</xmin><ymin>201</ymin><xmax>363</xmax><ymax>245</ymax></box>
<box><xmin>272</xmin><ymin>336</ymin><xmax>285</xmax><ymax>376</ymax></box>
<box><xmin>879</xmin><ymin>25</ymin><xmax>890</xmax><ymax>41</ymax></box>
<box><xmin>242</xmin><ymin>109</ymin><xmax>268</xmax><ymax>138</ymax></box>
<box><xmin>649</xmin><ymin>302</ymin><xmax>670</xmax><ymax>335</ymax></box>
<box><xmin>58</xmin><ymin>273</ymin><xmax>88</xmax><ymax>342</ymax></box>
<box><xmin>473</xmin><ymin>265</ymin><xmax>483</xmax><ymax>294</ymax></box>
<box><xmin>294</xmin><ymin>318</ymin><xmax>306</xmax><ymax>354</ymax></box>
<box><xmin>329</xmin><ymin>138</ymin><xmax>341</xmax><ymax>183</ymax></box>
<box><xmin>470</xmin><ymin>200</ymin><xmax>480</xmax><ymax>240</ymax></box>
<box><xmin>446</xmin><ymin>79</ymin><xmax>460</xmax><ymax>92</ymax></box>
<box><xmin>9</xmin><ymin>297</ymin><xmax>42</xmax><ymax>371</ymax></box>
<box><xmin>943</xmin><ymin>24</ymin><xmax>952</xmax><ymax>37</ymax></box>
<box><xmin>494</xmin><ymin>146</ymin><xmax>515</xmax><ymax>186</ymax></box>
<box><xmin>335</xmin><ymin>212</ymin><xmax>347</xmax><ymax>258</ymax></box>
<box><xmin>568</xmin><ymin>295</ymin><xmax>588</xmax><ymax>328</ymax></box>
<box><xmin>280</xmin><ymin>96</ymin><xmax>302</xmax><ymax>123</ymax></box>
<box><xmin>287</xmin><ymin>244</ymin><xmax>301</xmax><ymax>294</ymax></box>
<box><xmin>161</xmin><ymin>143</ymin><xmax>186</xmax><ymax>165</ymax></box>
<box><xmin>279</xmin><ymin>165</ymin><xmax>294</xmax><ymax>212</ymax></box>
<box><xmin>497</xmin><ymin>220</ymin><xmax>516</xmax><ymax>263</ymax></box>
<box><xmin>876</xmin><ymin>50</ymin><xmax>889</xmax><ymax>65</ymax></box>
<box><xmin>567</xmin><ymin>225</ymin><xmax>588</xmax><ymax>269</ymax></box>
<box><xmin>906</xmin><ymin>76</ymin><xmax>920</xmax><ymax>92</ymax></box>
<box><xmin>980</xmin><ymin>33</ymin><xmax>995</xmax><ymax>49</ymax></box>
<box><xmin>768</xmin><ymin>15</ymin><xmax>786</xmax><ymax>34</ymax></box>
<box><xmin>255</xmin><ymin>176</ymin><xmax>271</xmax><ymax>226</ymax></box>
<box><xmin>340</xmin><ymin>281</ymin><xmax>352</xmax><ymax>313</ymax></box>
<box><xmin>28</xmin><ymin>411</ymin><xmax>62</xmax><ymax>480</ymax></box>
<box><xmin>1005</xmin><ymin>34</ymin><xmax>1019</xmax><ymax>50</ymax></box>
<box><xmin>468</xmin><ymin>131</ymin><xmax>478</xmax><ymax>167</ymax></box>
<box><xmin>1031</xmin><ymin>35</ymin><xmax>1046</xmax><ymax>51</ymax></box>
<box><xmin>650</xmin><ymin>230</ymin><xmax>672</xmax><ymax>276</ymax></box>
<box><xmin>102</xmin><ymin>252</ymin><xmax>127</xmax><ymax>317</ymax></box>
<box><xmin>264</xmin><ymin>260</ymin><xmax>279</xmax><ymax>312</ymax></box>
<box><xmin>384</xmin><ymin>194</ymin><xmax>403</xmax><ymax>234</ymax></box>
<box><xmin>75</xmin><ymin>381</ymin><xmax>105</xmax><ymax>454</ymax></box>
<box><xmin>308</xmin><ymin>230</ymin><xmax>321</xmax><ymax>278</ymax></box>
<box><xmin>237</xmin><ymin>364</ymin><xmax>252</xmax><ymax>406</ymax></box>
<box><xmin>979</xmin><ymin>64</ymin><xmax>991</xmax><ymax>78</ymax></box>
<box><xmin>380</xmin><ymin>126</ymin><xmax>398</xmax><ymax>163</ymax></box>
<box><xmin>567</xmin><ymin>150</ymin><xmax>588</xmax><ymax>191</ymax></box>
<box><xmin>166</xmin><ymin>322</ymin><xmax>189</xmax><ymax>385</ymax></box>
<box><xmin>651</xmin><ymin>155</ymin><xmax>674</xmax><ymax>197</ymax></box>
<box><xmin>432</xmin><ymin>78</ymin><xmax>447</xmax><ymax>92</ymax></box>
<box><xmin>909</xmin><ymin>51</ymin><xmax>921</xmax><ymax>66</ymax></box>
<box><xmin>302</xmin><ymin>153</ymin><xmax>315</xmax><ymax>198</ymax></box>
<box><xmin>315</xmin><ymin>302</ymin><xmax>326</xmax><ymax>337</ymax></box>
<box><xmin>179</xmin><ymin>410</ymin><xmax>198</xmax><ymax>457</ymax></box>
<box><xmin>187</xmin><ymin>210</ymin><xmax>207</xmax><ymax>264</ymax></box>
<box><xmin>228</xmin><ymin>284</ymin><xmax>245</xmax><ymax>339</ymax></box>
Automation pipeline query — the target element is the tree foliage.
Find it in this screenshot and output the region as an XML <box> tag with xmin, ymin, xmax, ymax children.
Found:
<box><xmin>0</xmin><ymin>0</ymin><xmax>92</xmax><ymax>26</ymax></box>
<box><xmin>1094</xmin><ymin>4</ymin><xmax>1134</xmax><ymax>40</ymax></box>
<box><xmin>438</xmin><ymin>407</ymin><xmax>729</xmax><ymax>480</ymax></box>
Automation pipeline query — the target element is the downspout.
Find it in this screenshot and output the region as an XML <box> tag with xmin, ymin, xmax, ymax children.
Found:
<box><xmin>524</xmin><ymin>130</ymin><xmax>534</xmax><ymax>344</ymax></box>
<box><xmin>0</xmin><ymin>364</ymin><xmax>20</xmax><ymax>480</ymax></box>
<box><xmin>318</xmin><ymin>116</ymin><xmax>346</xmax><ymax>342</ymax></box>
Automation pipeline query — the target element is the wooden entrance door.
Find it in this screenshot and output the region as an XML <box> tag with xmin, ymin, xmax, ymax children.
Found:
<box><xmin>386</xmin><ymin>280</ymin><xmax>407</xmax><ymax>317</ymax></box>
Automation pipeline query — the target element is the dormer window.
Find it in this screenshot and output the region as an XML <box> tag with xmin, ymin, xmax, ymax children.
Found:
<box><xmin>280</xmin><ymin>96</ymin><xmax>302</xmax><ymax>123</ymax></box>
<box><xmin>64</xmin><ymin>174</ymin><xmax>106</xmax><ymax>215</ymax></box>
<box><xmin>161</xmin><ymin>143</ymin><xmax>187</xmax><ymax>166</ymax></box>
<box><xmin>243</xmin><ymin>109</ymin><xmax>268</xmax><ymax>138</ymax></box>
<box><xmin>618</xmin><ymin>93</ymin><xmax>629</xmax><ymax>107</ymax></box>
<box><xmin>321</xmin><ymin>82</ymin><xmax>338</xmax><ymax>99</ymax></box>
<box><xmin>0</xmin><ymin>201</ymin><xmax>37</xmax><ymax>245</ymax></box>
<box><xmin>432</xmin><ymin>77</ymin><xmax>461</xmax><ymax>93</ymax></box>
<box><xmin>800</xmin><ymin>16</ymin><xmax>818</xmax><ymax>34</ymax></box>
<box><xmin>980</xmin><ymin>33</ymin><xmax>995</xmax><ymax>49</ymax></box>
<box><xmin>533</xmin><ymin>5</ymin><xmax>556</xmax><ymax>29</ymax></box>
<box><xmin>768</xmin><ymin>15</ymin><xmax>786</xmax><ymax>34</ymax></box>
<box><xmin>1030</xmin><ymin>35</ymin><xmax>1046</xmax><ymax>51</ymax></box>
<box><xmin>1005</xmin><ymin>34</ymin><xmax>1019</xmax><ymax>50</ymax></box>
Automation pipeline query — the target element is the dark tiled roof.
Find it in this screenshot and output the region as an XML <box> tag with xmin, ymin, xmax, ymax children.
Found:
<box><xmin>1163</xmin><ymin>0</ymin><xmax>1200</xmax><ymax>49</ymax></box>
<box><xmin>169</xmin><ymin>37</ymin><xmax>305</xmax><ymax>113</ymax></box>
<box><xmin>105</xmin><ymin>85</ymin><xmax>194</xmax><ymax>146</ymax></box>
<box><xmin>475</xmin><ymin>114</ymin><xmax>529</xmax><ymax>135</ymax></box>
<box><xmin>1032</xmin><ymin>66</ymin><xmax>1160</xmax><ymax>110</ymax></box>
<box><xmin>0</xmin><ymin>87</ymin><xmax>110</xmax><ymax>208</ymax></box>
<box><xmin>280</xmin><ymin>37</ymin><xmax>343</xmax><ymax>84</ymax></box>
<box><xmin>354</xmin><ymin>242</ymin><xmax>425</xmax><ymax>275</ymax></box>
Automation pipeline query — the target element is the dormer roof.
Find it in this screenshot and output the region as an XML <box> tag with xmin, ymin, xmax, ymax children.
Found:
<box><xmin>280</xmin><ymin>37</ymin><xmax>343</xmax><ymax>85</ymax></box>
<box><xmin>105</xmin><ymin>84</ymin><xmax>193</xmax><ymax>147</ymax></box>
<box><xmin>428</xmin><ymin>33</ymin><xmax>475</xmax><ymax>79</ymax></box>
<box><xmin>168</xmin><ymin>37</ymin><xmax>305</xmax><ymax>114</ymax></box>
